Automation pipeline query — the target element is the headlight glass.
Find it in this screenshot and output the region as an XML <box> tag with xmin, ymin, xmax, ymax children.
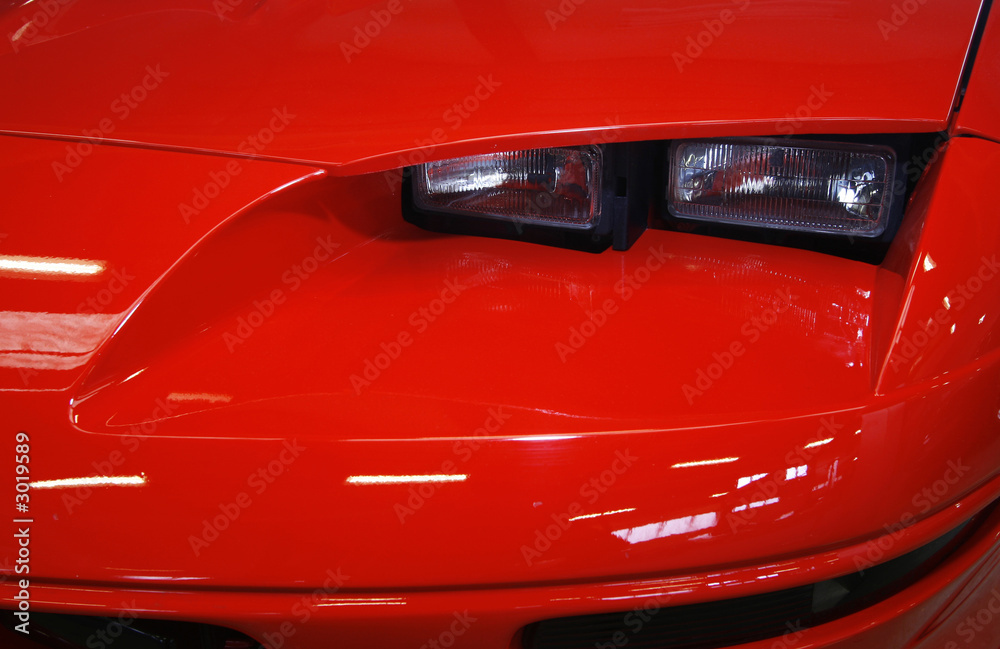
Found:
<box><xmin>413</xmin><ymin>146</ymin><xmax>603</xmax><ymax>228</ymax></box>
<box><xmin>668</xmin><ymin>138</ymin><xmax>895</xmax><ymax>237</ymax></box>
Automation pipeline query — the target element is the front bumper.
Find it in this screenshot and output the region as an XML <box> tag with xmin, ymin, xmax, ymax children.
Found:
<box><xmin>4</xmin><ymin>491</ymin><xmax>1000</xmax><ymax>649</ymax></box>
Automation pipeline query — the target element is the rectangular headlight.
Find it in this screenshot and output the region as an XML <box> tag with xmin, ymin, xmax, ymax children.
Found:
<box><xmin>668</xmin><ymin>138</ymin><xmax>896</xmax><ymax>237</ymax></box>
<box><xmin>405</xmin><ymin>143</ymin><xmax>653</xmax><ymax>252</ymax></box>
<box><xmin>413</xmin><ymin>146</ymin><xmax>603</xmax><ymax>228</ymax></box>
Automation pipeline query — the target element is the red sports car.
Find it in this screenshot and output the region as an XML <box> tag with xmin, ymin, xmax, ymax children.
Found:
<box><xmin>1</xmin><ymin>1</ymin><xmax>1000</xmax><ymax>648</ymax></box>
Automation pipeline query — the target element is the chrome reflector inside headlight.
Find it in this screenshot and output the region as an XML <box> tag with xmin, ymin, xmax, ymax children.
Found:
<box><xmin>413</xmin><ymin>146</ymin><xmax>602</xmax><ymax>228</ymax></box>
<box><xmin>668</xmin><ymin>138</ymin><xmax>896</xmax><ymax>237</ymax></box>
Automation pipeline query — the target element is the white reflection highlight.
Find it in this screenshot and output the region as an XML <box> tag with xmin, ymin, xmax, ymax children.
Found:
<box><xmin>732</xmin><ymin>497</ymin><xmax>779</xmax><ymax>512</ymax></box>
<box><xmin>10</xmin><ymin>21</ymin><xmax>32</xmax><ymax>43</ymax></box>
<box><xmin>167</xmin><ymin>392</ymin><xmax>233</xmax><ymax>404</ymax></box>
<box><xmin>316</xmin><ymin>597</ymin><xmax>406</xmax><ymax>607</ymax></box>
<box><xmin>31</xmin><ymin>475</ymin><xmax>145</xmax><ymax>490</ymax></box>
<box><xmin>0</xmin><ymin>256</ymin><xmax>105</xmax><ymax>276</ymax></box>
<box><xmin>612</xmin><ymin>513</ymin><xmax>717</xmax><ymax>544</ymax></box>
<box><xmin>804</xmin><ymin>437</ymin><xmax>833</xmax><ymax>449</ymax></box>
<box><xmin>785</xmin><ymin>465</ymin><xmax>808</xmax><ymax>480</ymax></box>
<box><xmin>737</xmin><ymin>473</ymin><xmax>767</xmax><ymax>488</ymax></box>
<box><xmin>568</xmin><ymin>507</ymin><xmax>635</xmax><ymax>522</ymax></box>
<box><xmin>0</xmin><ymin>311</ymin><xmax>119</xmax><ymax>371</ymax></box>
<box><xmin>672</xmin><ymin>457</ymin><xmax>739</xmax><ymax>468</ymax></box>
<box><xmin>346</xmin><ymin>474</ymin><xmax>467</xmax><ymax>485</ymax></box>
<box><xmin>923</xmin><ymin>254</ymin><xmax>937</xmax><ymax>272</ymax></box>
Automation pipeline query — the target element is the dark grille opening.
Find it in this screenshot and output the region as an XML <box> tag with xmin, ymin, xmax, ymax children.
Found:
<box><xmin>524</xmin><ymin>517</ymin><xmax>977</xmax><ymax>649</ymax></box>
<box><xmin>0</xmin><ymin>610</ymin><xmax>262</xmax><ymax>649</ymax></box>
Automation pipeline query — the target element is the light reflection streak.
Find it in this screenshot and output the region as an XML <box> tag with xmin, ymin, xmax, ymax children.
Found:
<box><xmin>613</xmin><ymin>513</ymin><xmax>717</xmax><ymax>544</ymax></box>
<box><xmin>672</xmin><ymin>457</ymin><xmax>739</xmax><ymax>469</ymax></box>
<box><xmin>346</xmin><ymin>474</ymin><xmax>468</xmax><ymax>485</ymax></box>
<box><xmin>167</xmin><ymin>392</ymin><xmax>233</xmax><ymax>404</ymax></box>
<box><xmin>568</xmin><ymin>507</ymin><xmax>635</xmax><ymax>522</ymax></box>
<box><xmin>737</xmin><ymin>473</ymin><xmax>767</xmax><ymax>488</ymax></box>
<box><xmin>732</xmin><ymin>497</ymin><xmax>779</xmax><ymax>512</ymax></box>
<box><xmin>31</xmin><ymin>475</ymin><xmax>145</xmax><ymax>490</ymax></box>
<box><xmin>0</xmin><ymin>255</ymin><xmax>105</xmax><ymax>276</ymax></box>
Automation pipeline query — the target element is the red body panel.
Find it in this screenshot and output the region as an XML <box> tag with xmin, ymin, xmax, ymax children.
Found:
<box><xmin>5</xmin><ymin>500</ymin><xmax>1000</xmax><ymax>649</ymax></box>
<box><xmin>954</xmin><ymin>3</ymin><xmax>1000</xmax><ymax>141</ymax></box>
<box><xmin>1</xmin><ymin>2</ymin><xmax>998</xmax><ymax>648</ymax></box>
<box><xmin>0</xmin><ymin>135</ymin><xmax>322</xmax><ymax>391</ymax></box>
<box><xmin>0</xmin><ymin>0</ymin><xmax>984</xmax><ymax>172</ymax></box>
<box><xmin>1</xmin><ymin>131</ymin><xmax>999</xmax><ymax>646</ymax></box>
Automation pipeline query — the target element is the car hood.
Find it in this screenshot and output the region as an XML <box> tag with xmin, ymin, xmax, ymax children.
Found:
<box><xmin>0</xmin><ymin>0</ymin><xmax>984</xmax><ymax>173</ymax></box>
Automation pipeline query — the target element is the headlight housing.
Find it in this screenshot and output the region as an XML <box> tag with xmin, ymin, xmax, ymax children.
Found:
<box><xmin>403</xmin><ymin>135</ymin><xmax>914</xmax><ymax>256</ymax></box>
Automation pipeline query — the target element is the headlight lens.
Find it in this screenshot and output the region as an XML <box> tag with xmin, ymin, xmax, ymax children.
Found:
<box><xmin>413</xmin><ymin>146</ymin><xmax>603</xmax><ymax>228</ymax></box>
<box><xmin>668</xmin><ymin>138</ymin><xmax>895</xmax><ymax>237</ymax></box>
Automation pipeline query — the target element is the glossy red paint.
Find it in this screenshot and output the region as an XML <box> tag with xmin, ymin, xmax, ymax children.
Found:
<box><xmin>1</xmin><ymin>2</ymin><xmax>998</xmax><ymax>648</ymax></box>
<box><xmin>0</xmin><ymin>0</ymin><xmax>984</xmax><ymax>173</ymax></box>
<box><xmin>1</xmin><ymin>494</ymin><xmax>1000</xmax><ymax>649</ymax></box>
<box><xmin>0</xmin><ymin>128</ymin><xmax>999</xmax><ymax>646</ymax></box>
<box><xmin>0</xmin><ymin>134</ymin><xmax>322</xmax><ymax>392</ymax></box>
<box><xmin>876</xmin><ymin>137</ymin><xmax>1000</xmax><ymax>393</ymax></box>
<box><xmin>954</xmin><ymin>2</ymin><xmax>1000</xmax><ymax>141</ymax></box>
